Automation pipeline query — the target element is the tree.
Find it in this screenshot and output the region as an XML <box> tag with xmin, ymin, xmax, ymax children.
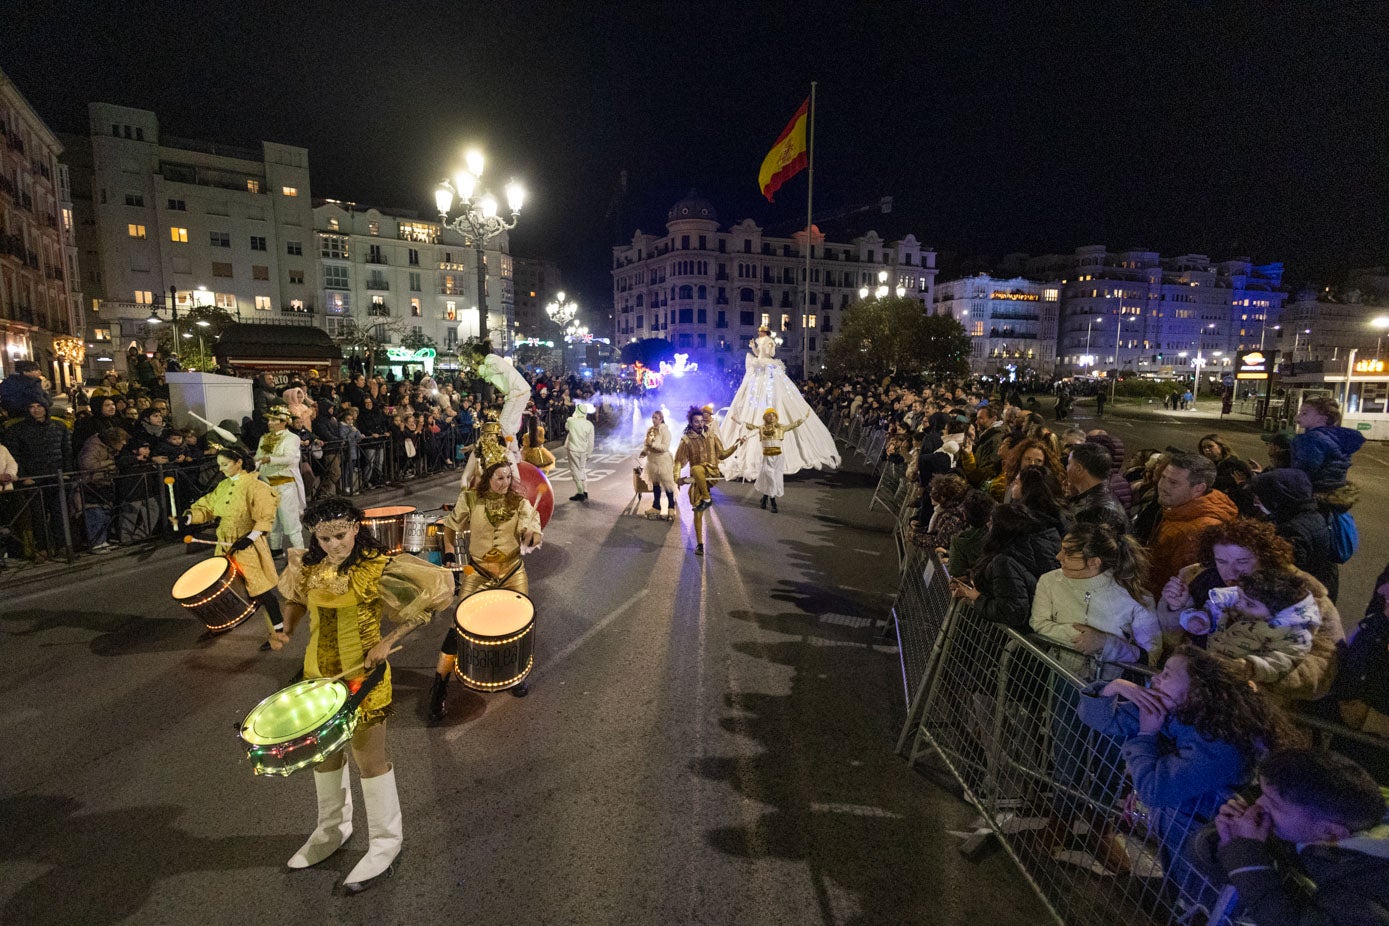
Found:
<box><xmin>157</xmin><ymin>305</ymin><xmax>236</xmax><ymax>372</ymax></box>
<box><xmin>620</xmin><ymin>337</ymin><xmax>675</xmax><ymax>367</ymax></box>
<box><xmin>399</xmin><ymin>330</ymin><xmax>438</xmax><ymax>352</ymax></box>
<box><xmin>825</xmin><ymin>296</ymin><xmax>971</xmax><ymax>378</ymax></box>
<box><xmin>512</xmin><ymin>343</ymin><xmax>554</xmax><ymax>370</ymax></box>
<box><xmin>335</xmin><ymin>318</ymin><xmax>411</xmax><ymax>372</ymax></box>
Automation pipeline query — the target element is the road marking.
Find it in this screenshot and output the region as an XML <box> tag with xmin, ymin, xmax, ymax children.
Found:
<box><xmin>851</xmin><ymin>548</ymin><xmax>881</xmax><ymax>556</ymax></box>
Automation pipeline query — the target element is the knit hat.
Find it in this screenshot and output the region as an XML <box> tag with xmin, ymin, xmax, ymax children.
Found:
<box><xmin>1251</xmin><ymin>468</ymin><xmax>1313</xmax><ymax>514</ymax></box>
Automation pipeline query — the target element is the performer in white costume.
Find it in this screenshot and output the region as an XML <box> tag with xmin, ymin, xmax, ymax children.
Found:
<box><xmin>718</xmin><ymin>326</ymin><xmax>840</xmax><ymax>481</ymax></box>
<box><xmin>467</xmin><ymin>340</ymin><xmax>531</xmax><ymax>462</ymax></box>
<box><xmin>257</xmin><ymin>404</ymin><xmax>306</xmax><ymax>551</ymax></box>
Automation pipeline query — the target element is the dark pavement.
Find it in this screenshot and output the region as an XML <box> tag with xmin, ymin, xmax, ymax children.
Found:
<box><xmin>1</xmin><ymin>438</ymin><xmax>1046</xmax><ymax>926</ymax></box>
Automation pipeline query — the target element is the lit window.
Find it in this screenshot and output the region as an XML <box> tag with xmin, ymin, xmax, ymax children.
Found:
<box><xmin>281</xmin><ymin>186</ymin><xmax>298</xmax><ymax>197</ymax></box>
<box><xmin>411</xmin><ymin>298</ymin><xmax>422</xmax><ymax>317</ymax></box>
<box><xmin>215</xmin><ymin>293</ymin><xmax>236</xmax><ymax>309</ymax></box>
<box><xmin>254</xmin><ymin>296</ymin><xmax>272</xmax><ymax>311</ymax></box>
<box><xmin>761</xmin><ymin>312</ymin><xmax>770</xmax><ymax>327</ymax></box>
<box><xmin>246</xmin><ymin>179</ymin><xmax>261</xmax><ymax>194</ymax></box>
<box><xmin>368</xmin><ymin>221</ymin><xmax>379</xmax><ymax>236</ymax></box>
<box><xmin>127</xmin><ymin>224</ymin><xmax>146</xmax><ymax>239</ymax></box>
<box><xmin>94</xmin><ymin>327</ymin><xmax>111</xmax><ymax>341</ymax></box>
<box><xmin>170</xmin><ymin>227</ymin><xmax>188</xmax><ymax>243</ymax></box>
<box><xmin>133</xmin><ymin>290</ymin><xmax>153</xmax><ymax>305</ymax></box>
<box><xmin>445</xmin><ymin>301</ymin><xmax>457</xmax><ymax>320</ymax></box>
<box><xmin>328</xmin><ymin>218</ymin><xmax>339</xmax><ymax>231</ymax></box>
<box><xmin>803</xmin><ymin>313</ymin><xmax>818</xmax><ymax>328</ymax></box>
<box><xmin>290</xmin><ymin>299</ymin><xmax>305</xmax><ymax>311</ymax></box>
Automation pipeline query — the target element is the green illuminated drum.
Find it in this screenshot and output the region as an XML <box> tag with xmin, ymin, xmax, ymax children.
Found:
<box><xmin>238</xmin><ymin>677</ymin><xmax>361</xmax><ymax>777</ymax></box>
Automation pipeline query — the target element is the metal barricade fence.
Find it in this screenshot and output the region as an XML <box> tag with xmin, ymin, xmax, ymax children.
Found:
<box><xmin>900</xmin><ymin>605</ymin><xmax>1243</xmax><ymax>926</ymax></box>
<box><xmin>845</xmin><ymin>418</ymin><xmax>864</xmax><ymax>449</ymax></box>
<box><xmin>869</xmin><ymin>460</ymin><xmax>904</xmax><ymax>514</ymax></box>
<box><xmin>883</xmin><ymin>547</ymin><xmax>957</xmax><ymax>707</ymax></box>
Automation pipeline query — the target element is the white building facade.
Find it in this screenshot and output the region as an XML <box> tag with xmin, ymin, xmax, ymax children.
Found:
<box><xmin>0</xmin><ymin>67</ymin><xmax>82</xmax><ymax>386</ymax></box>
<box><xmin>612</xmin><ymin>192</ymin><xmax>937</xmax><ymax>373</ymax></box>
<box><xmin>82</xmin><ymin>102</ymin><xmax>314</xmax><ymax>374</ymax></box>
<box><xmin>1030</xmin><ymin>246</ymin><xmax>1286</xmax><ymax>377</ymax></box>
<box><xmin>934</xmin><ymin>275</ymin><xmax>1058</xmax><ymax>375</ymax></box>
<box><xmin>313</xmin><ymin>201</ymin><xmax>514</xmax><ymax>360</ymax></box>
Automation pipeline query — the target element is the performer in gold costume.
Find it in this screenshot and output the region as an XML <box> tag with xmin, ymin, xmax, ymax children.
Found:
<box><xmin>737</xmin><ymin>407</ymin><xmax>807</xmax><ymax>513</ymax></box>
<box><xmin>674</xmin><ymin>405</ymin><xmax>747</xmax><ymax>556</ymax></box>
<box><xmin>178</xmin><ymin>444</ymin><xmax>284</xmax><ymax>636</ymax></box>
<box><xmin>428</xmin><ymin>460</ymin><xmax>544</xmax><ymax>718</ymax></box>
<box><xmin>271</xmin><ymin>497</ymin><xmax>453</xmax><ymax>893</ymax></box>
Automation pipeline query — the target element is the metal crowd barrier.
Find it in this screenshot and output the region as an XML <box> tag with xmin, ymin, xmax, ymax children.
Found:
<box><xmin>868</xmin><ymin>460</ymin><xmax>905</xmax><ymax>514</ymax></box>
<box><xmin>899</xmin><ymin>603</ymin><xmax>1243</xmax><ymax>926</ymax></box>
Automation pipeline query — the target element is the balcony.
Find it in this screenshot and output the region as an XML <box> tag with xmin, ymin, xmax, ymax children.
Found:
<box><xmin>365</xmin><ymin>256</ymin><xmax>388</xmax><ymax>265</ymax></box>
<box><xmin>367</xmin><ymin>304</ymin><xmax>391</xmax><ymax>317</ymax></box>
<box><xmin>281</xmin><ymin>305</ymin><xmax>315</xmax><ymax>316</ymax></box>
<box><xmin>365</xmin><ymin>279</ymin><xmax>390</xmax><ymax>292</ymax></box>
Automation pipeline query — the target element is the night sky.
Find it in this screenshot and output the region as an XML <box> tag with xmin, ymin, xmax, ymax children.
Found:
<box><xmin>4</xmin><ymin>2</ymin><xmax>1386</xmax><ymax>321</ymax></box>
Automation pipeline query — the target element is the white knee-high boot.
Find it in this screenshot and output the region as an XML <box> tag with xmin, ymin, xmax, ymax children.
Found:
<box><xmin>288</xmin><ymin>763</ymin><xmax>353</xmax><ymax>869</ymax></box>
<box><xmin>344</xmin><ymin>767</ymin><xmax>402</xmax><ymax>893</ymax></box>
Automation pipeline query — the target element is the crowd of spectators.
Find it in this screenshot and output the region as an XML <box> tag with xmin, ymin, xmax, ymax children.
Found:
<box><xmin>0</xmin><ymin>354</ymin><xmax>611</xmax><ymax>566</ymax></box>
<box><xmin>806</xmin><ymin>374</ymin><xmax>1387</xmax><ymax>924</ymax></box>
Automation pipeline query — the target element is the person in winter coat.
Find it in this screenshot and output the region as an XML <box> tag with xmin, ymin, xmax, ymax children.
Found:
<box><xmin>1252</xmin><ymin>468</ymin><xmax>1337</xmax><ymax>602</ymax></box>
<box><xmin>970</xmin><ymin>404</ymin><xmax>1006</xmax><ymax>483</ymax></box>
<box><xmin>1079</xmin><ymin>646</ymin><xmax>1296</xmax><ymax>895</ymax></box>
<box><xmin>948</xmin><ymin>503</ymin><xmax>1062</xmax><ymax>629</ymax></box>
<box><xmin>1145</xmin><ymin>452</ymin><xmax>1238</xmax><ymax>598</ymax></box>
<box><xmin>912</xmin><ymin>473</ymin><xmax>969</xmax><ymax>552</ymax></box>
<box><xmin>1180</xmin><ymin>568</ymin><xmax>1322</xmax><ymax>685</ymax></box>
<box><xmin>1064</xmin><ymin>441</ymin><xmax>1130</xmax><ymax>531</ymax></box>
<box><xmin>1084</xmin><ymin>430</ymin><xmax>1133</xmax><ymax>514</ymax></box>
<box><xmin>1031</xmin><ymin>521</ymin><xmax>1160</xmax><ymax>667</ymax></box>
<box><xmin>1291</xmin><ymin>396</ymin><xmax>1364</xmax><ymax>503</ymax></box>
<box><xmin>1189</xmin><ymin>749</ymin><xmax>1389</xmax><ymax>926</ymax></box>
<box><xmin>1158</xmin><ymin>518</ymin><xmax>1345</xmax><ymax>703</ymax></box>
<box><xmin>0</xmin><ymin>360</ymin><xmax>50</xmax><ymax>416</ymax></box>
<box><xmin>945</xmin><ymin>490</ymin><xmax>994</xmax><ymax>576</ymax></box>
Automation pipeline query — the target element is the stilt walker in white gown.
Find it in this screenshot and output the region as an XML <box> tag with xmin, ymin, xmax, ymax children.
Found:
<box><xmin>719</xmin><ymin>326</ymin><xmax>839</xmax><ymax>481</ymax></box>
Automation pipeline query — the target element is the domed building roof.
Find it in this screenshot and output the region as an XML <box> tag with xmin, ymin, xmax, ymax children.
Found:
<box><xmin>667</xmin><ymin>189</ymin><xmax>718</xmax><ymax>224</ymax></box>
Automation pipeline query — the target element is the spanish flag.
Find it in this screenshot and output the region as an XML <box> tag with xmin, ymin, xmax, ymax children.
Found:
<box><xmin>758</xmin><ymin>98</ymin><xmax>810</xmax><ymax>202</ymax></box>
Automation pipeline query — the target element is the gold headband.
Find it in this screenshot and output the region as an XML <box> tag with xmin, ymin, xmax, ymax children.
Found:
<box><xmin>310</xmin><ymin>517</ymin><xmax>358</xmax><ymax>535</ymax></box>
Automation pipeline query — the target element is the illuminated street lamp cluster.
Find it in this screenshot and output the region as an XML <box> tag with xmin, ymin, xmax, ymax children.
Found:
<box><xmin>859</xmin><ymin>269</ymin><xmax>905</xmax><ymax>301</ymax></box>
<box><xmin>545</xmin><ymin>291</ymin><xmax>586</xmax><ymax>374</ymax></box>
<box><xmin>435</xmin><ymin>149</ymin><xmax>525</xmax><ymax>347</ymax></box>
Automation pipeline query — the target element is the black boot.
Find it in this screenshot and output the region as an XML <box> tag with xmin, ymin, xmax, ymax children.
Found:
<box><xmin>770</xmin><ymin>498</ymin><xmax>778</xmax><ymax>513</ymax></box>
<box><xmin>427</xmin><ymin>673</ymin><xmax>449</xmax><ymax>722</ymax></box>
<box><xmin>760</xmin><ymin>495</ymin><xmax>768</xmax><ymax>509</ymax></box>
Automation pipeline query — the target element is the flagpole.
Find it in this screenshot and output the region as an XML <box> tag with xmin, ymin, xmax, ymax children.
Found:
<box><xmin>802</xmin><ymin>81</ymin><xmax>816</xmax><ymax>379</ymax></box>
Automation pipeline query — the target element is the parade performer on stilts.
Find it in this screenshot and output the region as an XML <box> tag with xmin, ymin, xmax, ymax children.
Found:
<box><xmin>256</xmin><ymin>404</ymin><xmax>305</xmax><ymax>553</ymax></box>
<box><xmin>718</xmin><ymin>325</ymin><xmax>839</xmax><ymax>482</ymax></box>
<box><xmin>467</xmin><ymin>340</ymin><xmax>532</xmax><ymax>463</ymax></box>
<box><xmin>178</xmin><ymin>443</ymin><xmax>285</xmax><ymax>639</ymax></box>
<box><xmin>738</xmin><ymin>408</ymin><xmax>807</xmax><ymax>513</ymax></box>
<box><xmin>639</xmin><ymin>408</ymin><xmax>677</xmax><ymax>519</ymax></box>
<box><xmin>270</xmin><ymin>497</ymin><xmax>453</xmax><ymax>893</ymax></box>
<box><xmin>428</xmin><ymin>460</ymin><xmax>544</xmax><ymax>719</ymax></box>
<box><xmin>674</xmin><ymin>406</ymin><xmax>747</xmax><ymax>556</ymax></box>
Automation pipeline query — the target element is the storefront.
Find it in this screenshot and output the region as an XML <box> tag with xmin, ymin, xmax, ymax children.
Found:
<box><xmin>1279</xmin><ymin>357</ymin><xmax>1389</xmax><ymax>441</ymax></box>
<box><xmin>213</xmin><ymin>323</ymin><xmax>343</xmax><ymax>387</ymax></box>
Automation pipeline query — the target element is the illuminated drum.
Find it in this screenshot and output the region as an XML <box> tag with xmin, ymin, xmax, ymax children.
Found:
<box><xmin>238</xmin><ymin>679</ymin><xmax>357</xmax><ymax>777</ymax></box>
<box><xmin>360</xmin><ymin>505</ymin><xmax>416</xmax><ymax>554</ymax></box>
<box><xmin>171</xmin><ymin>555</ymin><xmax>256</xmax><ymax>633</ymax></box>
<box><xmin>453</xmin><ymin>589</ymin><xmax>535</xmax><ymax>692</ymax></box>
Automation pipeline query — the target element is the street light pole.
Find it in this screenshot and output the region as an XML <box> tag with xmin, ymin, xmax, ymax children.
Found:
<box><xmin>545</xmin><ymin>291</ymin><xmax>578</xmax><ymax>377</ymax></box>
<box><xmin>1372</xmin><ymin>316</ymin><xmax>1389</xmax><ymax>360</ymax></box>
<box><xmin>436</xmin><ymin>150</ymin><xmax>525</xmax><ymax>349</ymax></box>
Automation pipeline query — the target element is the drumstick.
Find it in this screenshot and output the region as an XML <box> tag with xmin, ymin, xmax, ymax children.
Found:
<box><xmin>182</xmin><ymin>535</ymin><xmax>220</xmax><ymax>546</ymax></box>
<box><xmin>164</xmin><ymin>476</ymin><xmax>178</xmax><ymax>529</ymax></box>
<box><xmin>327</xmin><ymin>646</ymin><xmax>403</xmax><ymax>683</ymax></box>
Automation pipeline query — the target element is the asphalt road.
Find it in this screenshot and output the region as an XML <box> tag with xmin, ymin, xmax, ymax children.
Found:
<box><xmin>0</xmin><ymin>437</ymin><xmax>1046</xmax><ymax>926</ymax></box>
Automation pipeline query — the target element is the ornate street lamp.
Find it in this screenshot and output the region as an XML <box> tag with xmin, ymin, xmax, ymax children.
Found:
<box><xmin>858</xmin><ymin>269</ymin><xmax>905</xmax><ymax>301</ymax></box>
<box><xmin>545</xmin><ymin>291</ymin><xmax>578</xmax><ymax>374</ymax></box>
<box><xmin>435</xmin><ymin>149</ymin><xmax>525</xmax><ymax>347</ymax></box>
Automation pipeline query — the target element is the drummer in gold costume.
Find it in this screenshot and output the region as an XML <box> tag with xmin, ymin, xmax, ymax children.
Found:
<box><xmin>427</xmin><ymin>460</ymin><xmax>544</xmax><ymax>719</ymax></box>
<box><xmin>270</xmin><ymin>497</ymin><xmax>453</xmax><ymax>893</ymax></box>
<box><xmin>178</xmin><ymin>444</ymin><xmax>284</xmax><ymax>638</ymax></box>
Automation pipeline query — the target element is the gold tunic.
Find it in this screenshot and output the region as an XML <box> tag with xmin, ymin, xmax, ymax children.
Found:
<box><xmin>186</xmin><ymin>473</ymin><xmax>280</xmax><ymax>596</ymax></box>
<box><xmin>441</xmin><ymin>489</ymin><xmax>543</xmax><ymax>595</ymax></box>
<box><xmin>278</xmin><ymin>551</ymin><xmax>453</xmax><ymax>724</ymax></box>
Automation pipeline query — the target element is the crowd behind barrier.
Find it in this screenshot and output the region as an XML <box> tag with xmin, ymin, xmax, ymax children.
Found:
<box><xmin>802</xmin><ymin>377</ymin><xmax>1389</xmax><ymax>926</ymax></box>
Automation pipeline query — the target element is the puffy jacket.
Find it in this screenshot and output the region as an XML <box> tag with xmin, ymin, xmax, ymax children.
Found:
<box><xmin>1085</xmin><ymin>432</ymin><xmax>1133</xmax><ymax>513</ymax></box>
<box><xmin>1146</xmin><ymin>489</ymin><xmax>1238</xmax><ymax>598</ymax></box>
<box><xmin>1</xmin><ymin>417</ymin><xmax>72</xmax><ymax>476</ymax></box>
<box><xmin>1291</xmin><ymin>425</ymin><xmax>1364</xmax><ymax>493</ymax></box>
<box><xmin>1158</xmin><ymin>562</ymin><xmax>1345</xmax><ymax>702</ymax></box>
<box><xmin>971</xmin><ymin>523</ymin><xmax>1063</xmax><ymax>629</ymax></box>
<box><xmin>0</xmin><ymin>373</ymin><xmax>50</xmax><ymax>416</ymax></box>
<box><xmin>1253</xmin><ymin>468</ymin><xmax>1338</xmax><ymax>602</ymax></box>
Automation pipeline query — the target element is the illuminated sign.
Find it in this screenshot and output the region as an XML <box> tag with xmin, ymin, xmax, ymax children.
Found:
<box><xmin>658</xmin><ymin>353</ymin><xmax>699</xmax><ymax>377</ymax></box>
<box><xmin>989</xmin><ymin>291</ymin><xmax>1040</xmax><ymax>302</ymax></box>
<box><xmin>1354</xmin><ymin>359</ymin><xmax>1386</xmax><ymax>374</ymax></box>
<box><xmin>384</xmin><ymin>347</ymin><xmax>436</xmax><ymax>361</ymax></box>
<box><xmin>1235</xmin><ymin>349</ymin><xmax>1276</xmax><ymax>380</ymax></box>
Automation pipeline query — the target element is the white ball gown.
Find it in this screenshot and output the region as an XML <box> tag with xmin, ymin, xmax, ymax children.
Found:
<box><xmin>718</xmin><ymin>336</ymin><xmax>841</xmax><ymax>481</ymax></box>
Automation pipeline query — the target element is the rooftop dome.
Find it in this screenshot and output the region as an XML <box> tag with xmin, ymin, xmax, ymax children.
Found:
<box><xmin>667</xmin><ymin>189</ymin><xmax>718</xmax><ymax>224</ymax></box>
